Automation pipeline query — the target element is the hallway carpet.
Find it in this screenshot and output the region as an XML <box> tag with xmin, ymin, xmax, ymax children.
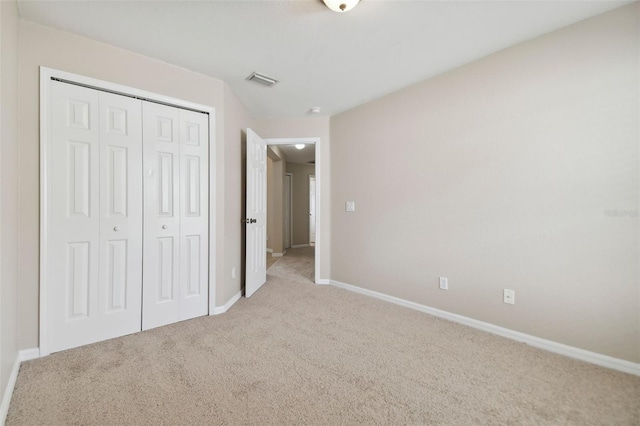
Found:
<box><xmin>7</xmin><ymin>247</ymin><xmax>639</xmax><ymax>425</ymax></box>
<box><xmin>266</xmin><ymin>252</ymin><xmax>281</xmax><ymax>270</ymax></box>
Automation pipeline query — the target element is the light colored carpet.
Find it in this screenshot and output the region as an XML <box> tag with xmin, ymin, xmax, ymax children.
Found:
<box><xmin>266</xmin><ymin>252</ymin><xmax>281</xmax><ymax>270</ymax></box>
<box><xmin>7</xmin><ymin>247</ymin><xmax>640</xmax><ymax>425</ymax></box>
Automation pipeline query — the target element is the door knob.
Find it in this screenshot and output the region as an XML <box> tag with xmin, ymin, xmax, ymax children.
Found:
<box><xmin>113</xmin><ymin>226</ymin><xmax>120</xmax><ymax>232</ymax></box>
<box><xmin>162</xmin><ymin>225</ymin><xmax>168</xmax><ymax>229</ymax></box>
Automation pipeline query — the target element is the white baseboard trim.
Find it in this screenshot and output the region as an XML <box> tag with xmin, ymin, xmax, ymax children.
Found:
<box><xmin>19</xmin><ymin>348</ymin><xmax>40</xmax><ymax>362</ymax></box>
<box><xmin>0</xmin><ymin>356</ymin><xmax>20</xmax><ymax>425</ymax></box>
<box><xmin>1</xmin><ymin>348</ymin><xmax>41</xmax><ymax>424</ymax></box>
<box><xmin>316</xmin><ymin>278</ymin><xmax>330</xmax><ymax>285</ymax></box>
<box><xmin>266</xmin><ymin>248</ymin><xmax>273</xmax><ymax>253</ymax></box>
<box><xmin>328</xmin><ymin>279</ymin><xmax>640</xmax><ymax>377</ymax></box>
<box><xmin>213</xmin><ymin>291</ymin><xmax>242</xmax><ymax>315</ymax></box>
<box><xmin>291</xmin><ymin>244</ymin><xmax>309</xmax><ymax>248</ymax></box>
<box><xmin>272</xmin><ymin>253</ymin><xmax>284</xmax><ymax>258</ymax></box>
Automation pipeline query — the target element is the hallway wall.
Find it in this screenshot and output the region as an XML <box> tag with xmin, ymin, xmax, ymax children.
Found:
<box><xmin>286</xmin><ymin>162</ymin><xmax>316</xmax><ymax>247</ymax></box>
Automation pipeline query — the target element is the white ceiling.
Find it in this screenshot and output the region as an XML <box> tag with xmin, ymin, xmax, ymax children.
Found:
<box><xmin>17</xmin><ymin>0</ymin><xmax>633</xmax><ymax>119</ymax></box>
<box><xmin>276</xmin><ymin>143</ymin><xmax>316</xmax><ymax>164</ymax></box>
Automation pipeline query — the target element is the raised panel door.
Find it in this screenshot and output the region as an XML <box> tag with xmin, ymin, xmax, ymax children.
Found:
<box><xmin>49</xmin><ymin>81</ymin><xmax>101</xmax><ymax>352</ymax></box>
<box><xmin>178</xmin><ymin>109</ymin><xmax>208</xmax><ymax>320</ymax></box>
<box><xmin>245</xmin><ymin>129</ymin><xmax>267</xmax><ymax>298</ymax></box>
<box><xmin>98</xmin><ymin>91</ymin><xmax>143</xmax><ymax>340</ymax></box>
<box><xmin>142</xmin><ymin>102</ymin><xmax>181</xmax><ymax>330</ymax></box>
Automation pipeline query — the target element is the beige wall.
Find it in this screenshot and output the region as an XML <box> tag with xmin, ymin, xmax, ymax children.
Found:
<box><xmin>18</xmin><ymin>20</ymin><xmax>227</xmax><ymax>349</ymax></box>
<box><xmin>256</xmin><ymin>117</ymin><xmax>331</xmax><ymax>280</ymax></box>
<box><xmin>0</xmin><ymin>0</ymin><xmax>20</xmax><ymax>405</ymax></box>
<box><xmin>267</xmin><ymin>157</ymin><xmax>274</xmax><ymax>250</ymax></box>
<box><xmin>266</xmin><ymin>146</ymin><xmax>285</xmax><ymax>255</ymax></box>
<box><xmin>330</xmin><ymin>5</ymin><xmax>639</xmax><ymax>363</ymax></box>
<box><xmin>286</xmin><ymin>163</ymin><xmax>316</xmax><ymax>247</ymax></box>
<box><xmin>222</xmin><ymin>84</ymin><xmax>255</xmax><ymax>305</ymax></box>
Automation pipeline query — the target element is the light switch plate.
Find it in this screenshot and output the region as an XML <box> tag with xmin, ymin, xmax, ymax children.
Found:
<box><xmin>504</xmin><ymin>289</ymin><xmax>515</xmax><ymax>304</ymax></box>
<box><xmin>346</xmin><ymin>201</ymin><xmax>355</xmax><ymax>212</ymax></box>
<box><xmin>439</xmin><ymin>277</ymin><xmax>448</xmax><ymax>290</ymax></box>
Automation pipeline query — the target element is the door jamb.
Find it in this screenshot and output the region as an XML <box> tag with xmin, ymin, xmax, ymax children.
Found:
<box><xmin>284</xmin><ymin>173</ymin><xmax>293</xmax><ymax>249</ymax></box>
<box><xmin>309</xmin><ymin>174</ymin><xmax>316</xmax><ymax>245</ymax></box>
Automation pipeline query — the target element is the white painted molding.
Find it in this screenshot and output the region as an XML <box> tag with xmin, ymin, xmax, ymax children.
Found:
<box><xmin>328</xmin><ymin>279</ymin><xmax>640</xmax><ymax>377</ymax></box>
<box><xmin>213</xmin><ymin>291</ymin><xmax>242</xmax><ymax>315</ymax></box>
<box><xmin>0</xmin><ymin>355</ymin><xmax>20</xmax><ymax>425</ymax></box>
<box><xmin>19</xmin><ymin>348</ymin><xmax>40</xmax><ymax>362</ymax></box>
<box><xmin>266</xmin><ymin>248</ymin><xmax>273</xmax><ymax>253</ymax></box>
<box><xmin>291</xmin><ymin>244</ymin><xmax>309</xmax><ymax>248</ymax></box>
<box><xmin>272</xmin><ymin>253</ymin><xmax>284</xmax><ymax>258</ymax></box>
<box><xmin>0</xmin><ymin>348</ymin><xmax>41</xmax><ymax>424</ymax></box>
<box><xmin>317</xmin><ymin>278</ymin><xmax>331</xmax><ymax>285</ymax></box>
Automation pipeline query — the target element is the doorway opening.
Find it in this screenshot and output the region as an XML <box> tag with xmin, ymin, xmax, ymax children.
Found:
<box><xmin>265</xmin><ymin>138</ymin><xmax>319</xmax><ymax>284</ymax></box>
<box><xmin>244</xmin><ymin>129</ymin><xmax>322</xmax><ymax>298</ymax></box>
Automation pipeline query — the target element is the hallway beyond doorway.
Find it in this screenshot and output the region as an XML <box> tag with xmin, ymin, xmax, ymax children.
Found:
<box><xmin>267</xmin><ymin>246</ymin><xmax>315</xmax><ymax>284</ymax></box>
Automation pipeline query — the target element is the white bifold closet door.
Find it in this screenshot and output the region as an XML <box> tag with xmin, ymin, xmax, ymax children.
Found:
<box><xmin>49</xmin><ymin>81</ymin><xmax>143</xmax><ymax>353</ymax></box>
<box><xmin>48</xmin><ymin>80</ymin><xmax>209</xmax><ymax>352</ymax></box>
<box><xmin>142</xmin><ymin>102</ymin><xmax>209</xmax><ymax>330</ymax></box>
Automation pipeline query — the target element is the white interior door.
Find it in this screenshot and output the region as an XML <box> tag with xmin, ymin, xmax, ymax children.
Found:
<box><xmin>142</xmin><ymin>102</ymin><xmax>209</xmax><ymax>330</ymax></box>
<box><xmin>309</xmin><ymin>175</ymin><xmax>316</xmax><ymax>245</ymax></box>
<box><xmin>245</xmin><ymin>128</ymin><xmax>267</xmax><ymax>298</ymax></box>
<box><xmin>284</xmin><ymin>173</ymin><xmax>292</xmax><ymax>249</ymax></box>
<box><xmin>49</xmin><ymin>82</ymin><xmax>143</xmax><ymax>352</ymax></box>
<box><xmin>97</xmin><ymin>91</ymin><xmax>143</xmax><ymax>341</ymax></box>
<box><xmin>178</xmin><ymin>108</ymin><xmax>209</xmax><ymax>321</ymax></box>
<box><xmin>142</xmin><ymin>102</ymin><xmax>181</xmax><ymax>330</ymax></box>
<box><xmin>45</xmin><ymin>72</ymin><xmax>213</xmax><ymax>353</ymax></box>
<box><xmin>49</xmin><ymin>82</ymin><xmax>101</xmax><ymax>352</ymax></box>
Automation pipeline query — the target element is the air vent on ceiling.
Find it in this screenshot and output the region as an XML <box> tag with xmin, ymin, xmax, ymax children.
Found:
<box><xmin>246</xmin><ymin>72</ymin><xmax>278</xmax><ymax>88</ymax></box>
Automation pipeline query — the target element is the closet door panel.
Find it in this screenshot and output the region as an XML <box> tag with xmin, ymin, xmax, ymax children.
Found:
<box><xmin>98</xmin><ymin>92</ymin><xmax>143</xmax><ymax>340</ymax></box>
<box><xmin>179</xmin><ymin>110</ymin><xmax>209</xmax><ymax>320</ymax></box>
<box><xmin>49</xmin><ymin>81</ymin><xmax>101</xmax><ymax>352</ymax></box>
<box><xmin>142</xmin><ymin>102</ymin><xmax>181</xmax><ymax>330</ymax></box>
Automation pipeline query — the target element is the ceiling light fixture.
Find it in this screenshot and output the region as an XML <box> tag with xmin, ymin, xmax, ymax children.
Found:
<box><xmin>295</xmin><ymin>144</ymin><xmax>306</xmax><ymax>150</ymax></box>
<box><xmin>309</xmin><ymin>107</ymin><xmax>321</xmax><ymax>114</ymax></box>
<box><xmin>322</xmin><ymin>0</ymin><xmax>360</xmax><ymax>13</ymax></box>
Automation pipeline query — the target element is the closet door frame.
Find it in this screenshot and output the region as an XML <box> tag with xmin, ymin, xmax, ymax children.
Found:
<box><xmin>39</xmin><ymin>67</ymin><xmax>217</xmax><ymax>357</ymax></box>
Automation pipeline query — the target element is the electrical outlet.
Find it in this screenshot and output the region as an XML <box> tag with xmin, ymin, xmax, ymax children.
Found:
<box><xmin>231</xmin><ymin>267</ymin><xmax>237</xmax><ymax>279</ymax></box>
<box><xmin>503</xmin><ymin>289</ymin><xmax>515</xmax><ymax>304</ymax></box>
<box><xmin>439</xmin><ymin>277</ymin><xmax>448</xmax><ymax>290</ymax></box>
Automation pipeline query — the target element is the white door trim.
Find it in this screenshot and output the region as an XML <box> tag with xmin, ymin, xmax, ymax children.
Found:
<box><xmin>308</xmin><ymin>174</ymin><xmax>316</xmax><ymax>245</ymax></box>
<box><xmin>264</xmin><ymin>137</ymin><xmax>321</xmax><ymax>284</ymax></box>
<box><xmin>284</xmin><ymin>173</ymin><xmax>292</xmax><ymax>249</ymax></box>
<box><xmin>39</xmin><ymin>67</ymin><xmax>217</xmax><ymax>356</ymax></box>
